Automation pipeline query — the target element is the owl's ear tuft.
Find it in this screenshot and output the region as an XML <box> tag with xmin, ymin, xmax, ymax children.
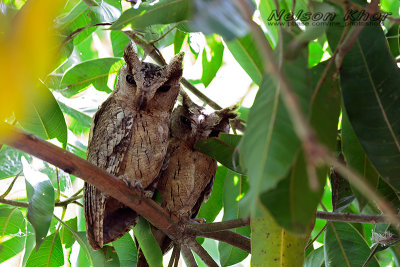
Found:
<box><xmin>166</xmin><ymin>52</ymin><xmax>184</xmax><ymax>79</ymax></box>
<box><xmin>179</xmin><ymin>90</ymin><xmax>201</xmax><ymax>114</ymax></box>
<box><xmin>215</xmin><ymin>105</ymin><xmax>238</xmax><ymax>120</ymax></box>
<box><xmin>123</xmin><ymin>41</ymin><xmax>141</xmax><ymax>69</ymax></box>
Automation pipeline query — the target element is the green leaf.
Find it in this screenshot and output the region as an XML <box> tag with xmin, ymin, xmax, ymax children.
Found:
<box><xmin>187</xmin><ymin>0</ymin><xmax>253</xmax><ymax>41</ymax></box>
<box><xmin>304</xmin><ymin>246</ymin><xmax>325</xmax><ymax>267</ymax></box>
<box><xmin>197</xmin><ymin>165</ymin><xmax>227</xmax><ymax>223</ymax></box>
<box><xmin>55</xmin><ymin>1</ymin><xmax>95</xmax><ymax>45</ymax></box>
<box><xmin>330</xmin><ymin>164</ymin><xmax>355</xmax><ymax>212</ymax></box>
<box><xmin>58</xmin><ymin>100</ymin><xmax>92</xmax><ymax>135</ymax></box>
<box><xmin>174</xmin><ymin>29</ymin><xmax>187</xmax><ymax>54</ymax></box>
<box><xmin>308</xmin><ymin>41</ymin><xmax>324</xmax><ymax>67</ymax></box>
<box><xmin>341</xmin><ymin>110</ymin><xmax>379</xmax><ymax>211</ymax></box>
<box><xmin>387</xmin><ymin>24</ymin><xmax>400</xmax><ymax>59</ymax></box>
<box><xmin>133</xmin><ymin>218</ymin><xmax>162</xmax><ymax>267</ymax></box>
<box><xmin>60</xmin><ymin>217</ymin><xmax>77</xmax><ymax>248</ymax></box>
<box><xmin>258</xmin><ymin>0</ymin><xmax>279</xmax><ymax>46</ymax></box>
<box><xmin>340</xmin><ymin>23</ymin><xmax>400</xmax><ymax>189</ymax></box>
<box><xmin>23</xmin><ymin>158</ymin><xmax>55</xmax><ymax>249</ymax></box>
<box><xmin>112</xmin><ymin>233</ymin><xmax>138</xmax><ymax>267</ymax></box>
<box><xmin>17</xmin><ymin>84</ymin><xmax>68</xmax><ymax>146</ymax></box>
<box><xmin>61</xmin><ymin>57</ymin><xmax>124</xmax><ymax>97</ymax></box>
<box><xmin>89</xmin><ymin>0</ymin><xmax>121</xmax><ymax>23</ymax></box>
<box><xmin>251</xmin><ymin>205</ymin><xmax>308</xmax><ymax>267</ymax></box>
<box><xmin>111</xmin><ymin>30</ymin><xmax>130</xmax><ymax>57</ymax></box>
<box><xmin>195</xmin><ymin>133</ymin><xmax>244</xmax><ymax>174</ymax></box>
<box><xmin>226</xmin><ymin>34</ymin><xmax>264</xmax><ymax>85</ymax></box>
<box><xmin>74</xmin><ymin>231</ymin><xmax>120</xmax><ymax>266</ymax></box>
<box><xmin>324</xmin><ymin>222</ymin><xmax>379</xmax><ymax>267</ymax></box>
<box><xmin>74</xmin><ymin>34</ymin><xmax>98</xmax><ymax>61</ymax></box>
<box><xmin>239</xmin><ymin>31</ymin><xmax>313</xmax><ymax>214</ymax></box>
<box><xmin>0</xmin><ymin>208</ymin><xmax>26</xmax><ymax>262</ymax></box>
<box><xmin>22</xmin><ymin>224</ymin><xmax>36</xmax><ymax>267</ymax></box>
<box><xmin>201</xmin><ymin>35</ymin><xmax>224</xmax><ymax>87</ymax></box>
<box><xmin>218</xmin><ymin>170</ymin><xmax>250</xmax><ymax>266</ymax></box>
<box><xmin>0</xmin><ymin>145</ymin><xmax>31</xmax><ymax>179</ymax></box>
<box><xmin>111</xmin><ymin>0</ymin><xmax>192</xmax><ymax>30</ymax></box>
<box><xmin>25</xmin><ymin>233</ymin><xmax>64</xmax><ymax>267</ymax></box>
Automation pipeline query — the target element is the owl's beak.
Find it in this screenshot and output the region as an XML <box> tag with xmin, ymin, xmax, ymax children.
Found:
<box><xmin>137</xmin><ymin>94</ymin><xmax>147</xmax><ymax>110</ymax></box>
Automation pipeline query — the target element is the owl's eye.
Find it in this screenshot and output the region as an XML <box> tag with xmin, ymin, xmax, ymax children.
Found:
<box><xmin>126</xmin><ymin>75</ymin><xmax>136</xmax><ymax>85</ymax></box>
<box><xmin>180</xmin><ymin>116</ymin><xmax>191</xmax><ymax>127</ymax></box>
<box><xmin>209</xmin><ymin>130</ymin><xmax>220</xmax><ymax>138</ymax></box>
<box><xmin>158</xmin><ymin>85</ymin><xmax>171</xmax><ymax>92</ymax></box>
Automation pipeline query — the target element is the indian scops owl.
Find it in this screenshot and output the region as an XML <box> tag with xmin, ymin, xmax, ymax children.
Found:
<box><xmin>84</xmin><ymin>42</ymin><xmax>183</xmax><ymax>250</ymax></box>
<box><xmin>141</xmin><ymin>92</ymin><xmax>237</xmax><ymax>261</ymax></box>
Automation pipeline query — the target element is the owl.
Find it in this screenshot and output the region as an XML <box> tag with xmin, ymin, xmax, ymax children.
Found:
<box><xmin>137</xmin><ymin>92</ymin><xmax>237</xmax><ymax>265</ymax></box>
<box><xmin>84</xmin><ymin>42</ymin><xmax>183</xmax><ymax>250</ymax></box>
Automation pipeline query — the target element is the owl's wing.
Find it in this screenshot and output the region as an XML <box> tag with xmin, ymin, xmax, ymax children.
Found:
<box><xmin>84</xmin><ymin>97</ymin><xmax>134</xmax><ymax>249</ymax></box>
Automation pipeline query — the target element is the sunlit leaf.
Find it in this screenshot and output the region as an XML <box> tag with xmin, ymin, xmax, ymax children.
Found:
<box><xmin>113</xmin><ymin>233</ymin><xmax>138</xmax><ymax>267</ymax></box>
<box><xmin>58</xmin><ymin>100</ymin><xmax>92</xmax><ymax>135</ymax></box>
<box><xmin>226</xmin><ymin>34</ymin><xmax>264</xmax><ymax>85</ymax></box>
<box><xmin>0</xmin><ymin>146</ymin><xmax>31</xmax><ymax>180</ymax></box>
<box><xmin>60</xmin><ymin>217</ymin><xmax>77</xmax><ymax>248</ymax></box>
<box><xmin>0</xmin><ymin>208</ymin><xmax>26</xmax><ymax>262</ymax></box>
<box><xmin>61</xmin><ymin>57</ymin><xmax>124</xmax><ymax>97</ymax></box>
<box><xmin>23</xmin><ymin>158</ymin><xmax>55</xmax><ymax>249</ymax></box>
<box><xmin>17</xmin><ymin>84</ymin><xmax>68</xmax><ymax>147</ymax></box>
<box><xmin>251</xmin><ymin>205</ymin><xmax>308</xmax><ymax>266</ymax></box>
<box><xmin>25</xmin><ymin>233</ymin><xmax>64</xmax><ymax>267</ymax></box>
<box><xmin>133</xmin><ymin>218</ymin><xmax>162</xmax><ymax>267</ymax></box>
<box><xmin>201</xmin><ymin>35</ymin><xmax>224</xmax><ymax>87</ymax></box>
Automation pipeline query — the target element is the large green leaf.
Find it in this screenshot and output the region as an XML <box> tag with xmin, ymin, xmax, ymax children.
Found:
<box><xmin>340</xmin><ymin>23</ymin><xmax>400</xmax><ymax>189</ymax></box>
<box><xmin>201</xmin><ymin>35</ymin><xmax>224</xmax><ymax>87</ymax></box>
<box><xmin>324</xmin><ymin>222</ymin><xmax>379</xmax><ymax>267</ymax></box>
<box><xmin>17</xmin><ymin>84</ymin><xmax>68</xmax><ymax>146</ymax></box>
<box><xmin>111</xmin><ymin>0</ymin><xmax>192</xmax><ymax>30</ymax></box>
<box><xmin>195</xmin><ymin>133</ymin><xmax>244</xmax><ymax>174</ymax></box>
<box><xmin>341</xmin><ymin>110</ymin><xmax>379</xmax><ymax>211</ymax></box>
<box><xmin>110</xmin><ymin>30</ymin><xmax>130</xmax><ymax>57</ymax></box>
<box><xmin>133</xmin><ymin>218</ymin><xmax>162</xmax><ymax>267</ymax></box>
<box><xmin>0</xmin><ymin>208</ymin><xmax>26</xmax><ymax>262</ymax></box>
<box><xmin>88</xmin><ymin>0</ymin><xmax>121</xmax><ymax>23</ymax></box>
<box><xmin>239</xmin><ymin>31</ymin><xmax>312</xmax><ymax>214</ymax></box>
<box><xmin>60</xmin><ymin>217</ymin><xmax>77</xmax><ymax>249</ymax></box>
<box><xmin>23</xmin><ymin>158</ymin><xmax>55</xmax><ymax>249</ymax></box>
<box><xmin>25</xmin><ymin>233</ymin><xmax>64</xmax><ymax>267</ymax></box>
<box><xmin>218</xmin><ymin>170</ymin><xmax>250</xmax><ymax>266</ymax></box>
<box><xmin>251</xmin><ymin>205</ymin><xmax>308</xmax><ymax>267</ymax></box>
<box><xmin>113</xmin><ymin>233</ymin><xmax>138</xmax><ymax>267</ymax></box>
<box><xmin>61</xmin><ymin>57</ymin><xmax>124</xmax><ymax>97</ymax></box>
<box><xmin>226</xmin><ymin>34</ymin><xmax>264</xmax><ymax>85</ymax></box>
<box><xmin>387</xmin><ymin>24</ymin><xmax>400</xmax><ymax>58</ymax></box>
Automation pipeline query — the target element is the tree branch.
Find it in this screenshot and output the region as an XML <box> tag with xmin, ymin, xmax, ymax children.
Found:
<box><xmin>189</xmin><ymin>239</ymin><xmax>219</xmax><ymax>267</ymax></box>
<box><xmin>199</xmin><ymin>230</ymin><xmax>251</xmax><ymax>253</ymax></box>
<box><xmin>316</xmin><ymin>211</ymin><xmax>394</xmax><ymax>224</ymax></box>
<box><xmin>181</xmin><ymin>245</ymin><xmax>198</xmax><ymax>267</ymax></box>
<box><xmin>0</xmin><ymin>123</ymin><xmax>181</xmax><ymax>239</ymax></box>
<box><xmin>186</xmin><ymin>217</ymin><xmax>250</xmax><ymax>233</ymax></box>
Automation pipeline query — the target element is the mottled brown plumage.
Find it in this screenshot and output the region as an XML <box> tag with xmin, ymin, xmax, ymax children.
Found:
<box><xmin>137</xmin><ymin>92</ymin><xmax>237</xmax><ymax>265</ymax></box>
<box><xmin>84</xmin><ymin>42</ymin><xmax>183</xmax><ymax>250</ymax></box>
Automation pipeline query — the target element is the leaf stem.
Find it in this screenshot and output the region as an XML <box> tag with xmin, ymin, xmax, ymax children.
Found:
<box><xmin>186</xmin><ymin>217</ymin><xmax>250</xmax><ymax>233</ymax></box>
<box><xmin>0</xmin><ymin>169</ymin><xmax>22</xmax><ymax>198</ymax></box>
<box><xmin>189</xmin><ymin>239</ymin><xmax>218</xmax><ymax>267</ymax></box>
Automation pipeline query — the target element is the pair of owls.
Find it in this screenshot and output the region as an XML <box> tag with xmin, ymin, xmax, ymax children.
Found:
<box><xmin>84</xmin><ymin>42</ymin><xmax>236</xmax><ymax>250</ymax></box>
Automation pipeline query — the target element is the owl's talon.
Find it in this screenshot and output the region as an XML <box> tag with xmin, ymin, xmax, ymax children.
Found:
<box><xmin>190</xmin><ymin>218</ymin><xmax>206</xmax><ymax>224</ymax></box>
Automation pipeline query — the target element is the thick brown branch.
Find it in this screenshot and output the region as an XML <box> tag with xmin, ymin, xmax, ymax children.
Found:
<box><xmin>186</xmin><ymin>217</ymin><xmax>250</xmax><ymax>233</ymax></box>
<box><xmin>0</xmin><ymin>123</ymin><xmax>181</xmax><ymax>238</ymax></box>
<box><xmin>199</xmin><ymin>230</ymin><xmax>251</xmax><ymax>253</ymax></box>
<box><xmin>181</xmin><ymin>245</ymin><xmax>198</xmax><ymax>267</ymax></box>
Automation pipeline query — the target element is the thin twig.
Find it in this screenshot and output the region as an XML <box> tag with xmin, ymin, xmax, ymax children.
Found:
<box><xmin>186</xmin><ymin>217</ymin><xmax>250</xmax><ymax>233</ymax></box>
<box><xmin>0</xmin><ymin>169</ymin><xmax>22</xmax><ymax>198</ymax></box>
<box><xmin>189</xmin><ymin>239</ymin><xmax>218</xmax><ymax>267</ymax></box>
<box><xmin>305</xmin><ymin>223</ymin><xmax>328</xmax><ymax>250</ymax></box>
<box><xmin>181</xmin><ymin>245</ymin><xmax>198</xmax><ymax>267</ymax></box>
<box><xmin>199</xmin><ymin>230</ymin><xmax>251</xmax><ymax>253</ymax></box>
<box><xmin>151</xmin><ymin>24</ymin><xmax>178</xmax><ymax>44</ymax></box>
<box><xmin>316</xmin><ymin>211</ymin><xmax>392</xmax><ymax>224</ymax></box>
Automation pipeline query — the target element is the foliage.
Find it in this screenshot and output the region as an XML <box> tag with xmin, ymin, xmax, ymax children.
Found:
<box><xmin>0</xmin><ymin>0</ymin><xmax>400</xmax><ymax>266</ymax></box>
